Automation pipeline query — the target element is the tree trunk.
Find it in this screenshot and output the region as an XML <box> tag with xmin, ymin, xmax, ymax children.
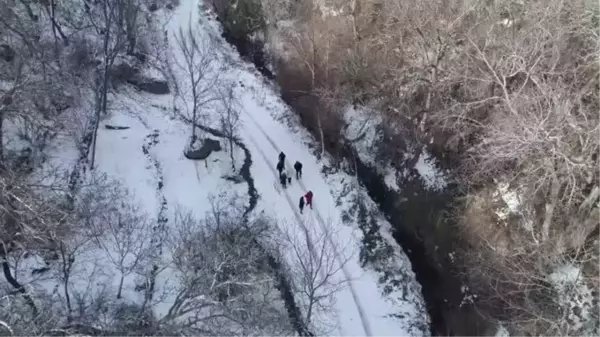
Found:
<box><xmin>127</xmin><ymin>36</ymin><xmax>136</xmax><ymax>55</ymax></box>
<box><xmin>317</xmin><ymin>109</ymin><xmax>325</xmax><ymax>157</ymax></box>
<box><xmin>564</xmin><ymin>185</ymin><xmax>600</xmax><ymax>250</ymax></box>
<box><xmin>145</xmin><ymin>265</ymin><xmax>159</xmax><ymax>304</ymax></box>
<box><xmin>1</xmin><ymin>258</ymin><xmax>38</xmax><ymax>317</ymax></box>
<box><xmin>64</xmin><ymin>273</ymin><xmax>72</xmax><ymax>322</ymax></box>
<box><xmin>48</xmin><ymin>1</ymin><xmax>69</xmax><ymax>47</ymax></box>
<box><xmin>117</xmin><ymin>273</ymin><xmax>124</xmax><ymax>299</ymax></box>
<box><xmin>0</xmin><ymin>110</ymin><xmax>4</xmax><ymax>163</ymax></box>
<box><xmin>421</xmin><ymin>65</ymin><xmax>437</xmax><ymax>133</ymax></box>
<box><xmin>541</xmin><ymin>175</ymin><xmax>560</xmax><ymax>242</ymax></box>
<box><xmin>90</xmin><ymin>63</ymin><xmax>110</xmax><ymax>169</ymax></box>
<box><xmin>59</xmin><ymin>243</ymin><xmax>73</xmax><ymax>322</ymax></box>
<box><xmin>191</xmin><ymin>81</ymin><xmax>198</xmax><ymax>142</ymax></box>
<box><xmin>229</xmin><ymin>137</ymin><xmax>235</xmax><ymax>170</ymax></box>
<box><xmin>192</xmin><ymin>108</ymin><xmax>197</xmax><ymax>142</ymax></box>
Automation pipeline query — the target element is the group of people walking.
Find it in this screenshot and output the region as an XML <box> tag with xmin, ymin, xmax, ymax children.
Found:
<box><xmin>276</xmin><ymin>151</ymin><xmax>313</xmax><ymax>214</ymax></box>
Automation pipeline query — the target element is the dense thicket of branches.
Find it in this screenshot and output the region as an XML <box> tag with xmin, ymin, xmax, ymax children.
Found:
<box><xmin>252</xmin><ymin>0</ymin><xmax>599</xmax><ymax>334</ymax></box>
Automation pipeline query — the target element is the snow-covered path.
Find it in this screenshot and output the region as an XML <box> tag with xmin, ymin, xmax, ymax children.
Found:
<box><xmin>238</xmin><ymin>95</ymin><xmax>373</xmax><ymax>335</ymax></box>
<box><xmin>92</xmin><ymin>0</ymin><xmax>428</xmax><ymax>334</ymax></box>
<box><xmin>164</xmin><ymin>0</ymin><xmax>425</xmax><ymax>334</ymax></box>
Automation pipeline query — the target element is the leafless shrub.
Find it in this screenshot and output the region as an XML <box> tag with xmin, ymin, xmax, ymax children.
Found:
<box><xmin>0</xmin><ymin>291</ymin><xmax>62</xmax><ymax>336</ymax></box>
<box><xmin>216</xmin><ymin>83</ymin><xmax>242</xmax><ymax>170</ymax></box>
<box><xmin>87</xmin><ymin>198</ymin><xmax>152</xmax><ymax>299</ymax></box>
<box><xmin>434</xmin><ymin>0</ymin><xmax>600</xmax><ymax>247</ymax></box>
<box><xmin>159</xmin><ymin>197</ymin><xmax>292</xmax><ymax>335</ymax></box>
<box><xmin>174</xmin><ymin>22</ymin><xmax>221</xmax><ymax>144</ymax></box>
<box><xmin>457</xmin><ymin>186</ymin><xmax>599</xmax><ymax>336</ymax></box>
<box><xmin>459</xmin><ymin>230</ymin><xmax>598</xmax><ymax>336</ymax></box>
<box><xmin>274</xmin><ymin>54</ymin><xmax>344</xmax><ymax>158</ymax></box>
<box><xmin>276</xmin><ymin>217</ymin><xmax>351</xmax><ymax>334</ymax></box>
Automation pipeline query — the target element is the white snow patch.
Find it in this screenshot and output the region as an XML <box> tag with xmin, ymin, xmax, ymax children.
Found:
<box><xmin>414</xmin><ymin>151</ymin><xmax>447</xmax><ymax>191</ymax></box>
<box><xmin>383</xmin><ymin>168</ymin><xmax>400</xmax><ymax>192</ymax></box>
<box><xmin>547</xmin><ymin>264</ymin><xmax>595</xmax><ymax>333</ymax></box>
<box><xmin>448</xmin><ymin>251</ymin><xmax>455</xmax><ymax>263</ymax></box>
<box><xmin>494</xmin><ymin>182</ymin><xmax>521</xmax><ymax>220</ymax></box>
<box><xmin>495</xmin><ymin>324</ymin><xmax>510</xmax><ymax>337</ymax></box>
<box><xmin>492</xmin><ymin>182</ymin><xmax>536</xmax><ymax>238</ymax></box>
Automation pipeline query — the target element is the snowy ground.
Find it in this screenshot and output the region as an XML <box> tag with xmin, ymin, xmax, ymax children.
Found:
<box><xmin>5</xmin><ymin>0</ymin><xmax>430</xmax><ymax>335</ymax></box>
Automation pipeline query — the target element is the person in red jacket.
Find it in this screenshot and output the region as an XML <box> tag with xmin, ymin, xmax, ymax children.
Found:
<box><xmin>304</xmin><ymin>191</ymin><xmax>313</xmax><ymax>209</ymax></box>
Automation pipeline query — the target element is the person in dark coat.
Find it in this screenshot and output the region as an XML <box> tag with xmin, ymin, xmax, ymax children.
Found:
<box><xmin>276</xmin><ymin>160</ymin><xmax>284</xmax><ymax>175</ymax></box>
<box><xmin>294</xmin><ymin>161</ymin><xmax>303</xmax><ymax>179</ymax></box>
<box><xmin>279</xmin><ymin>151</ymin><xmax>286</xmax><ymax>164</ymax></box>
<box><xmin>299</xmin><ymin>196</ymin><xmax>305</xmax><ymax>214</ymax></box>
<box><xmin>304</xmin><ymin>191</ymin><xmax>313</xmax><ymax>209</ymax></box>
<box><xmin>280</xmin><ymin>172</ymin><xmax>288</xmax><ymax>188</ymax></box>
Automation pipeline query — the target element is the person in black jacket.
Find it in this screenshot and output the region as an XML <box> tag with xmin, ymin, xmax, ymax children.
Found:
<box><xmin>299</xmin><ymin>195</ymin><xmax>305</xmax><ymax>214</ymax></box>
<box><xmin>276</xmin><ymin>160</ymin><xmax>284</xmax><ymax>175</ymax></box>
<box><xmin>279</xmin><ymin>151</ymin><xmax>286</xmax><ymax>165</ymax></box>
<box><xmin>294</xmin><ymin>161</ymin><xmax>303</xmax><ymax>179</ymax></box>
<box><xmin>280</xmin><ymin>171</ymin><xmax>288</xmax><ymax>188</ymax></box>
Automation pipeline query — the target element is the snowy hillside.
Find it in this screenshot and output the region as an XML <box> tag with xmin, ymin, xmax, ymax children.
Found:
<box><xmin>1</xmin><ymin>0</ymin><xmax>429</xmax><ymax>335</ymax></box>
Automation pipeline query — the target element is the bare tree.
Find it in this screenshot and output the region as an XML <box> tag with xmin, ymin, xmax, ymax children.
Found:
<box><xmin>89</xmin><ymin>200</ymin><xmax>152</xmax><ymax>299</ymax></box>
<box><xmin>158</xmin><ymin>199</ymin><xmax>292</xmax><ymax>335</ymax></box>
<box><xmin>438</xmin><ymin>0</ymin><xmax>600</xmax><ymax>244</ymax></box>
<box><xmin>174</xmin><ymin>22</ymin><xmax>220</xmax><ymax>145</ymax></box>
<box><xmin>0</xmin><ymin>61</ymin><xmax>30</xmax><ymax>163</ymax></box>
<box><xmin>54</xmin><ymin>232</ymin><xmax>93</xmax><ymax>323</ymax></box>
<box><xmin>216</xmin><ymin>83</ymin><xmax>241</xmax><ymax>170</ymax></box>
<box><xmin>41</xmin><ymin>0</ymin><xmax>69</xmax><ymax>58</ymax></box>
<box><xmin>0</xmin><ymin>166</ymin><xmax>70</xmax><ymax>319</ymax></box>
<box><xmin>277</xmin><ymin>218</ymin><xmax>351</xmax><ymax>333</ymax></box>
<box><xmin>459</xmin><ymin>215</ymin><xmax>599</xmax><ymax>336</ymax></box>
<box><xmin>122</xmin><ymin>0</ymin><xmax>142</xmax><ymax>55</ymax></box>
<box><xmin>283</xmin><ymin>19</ymin><xmax>328</xmax><ymax>156</ymax></box>
<box><xmin>0</xmin><ymin>290</ymin><xmax>63</xmax><ymax>336</ymax></box>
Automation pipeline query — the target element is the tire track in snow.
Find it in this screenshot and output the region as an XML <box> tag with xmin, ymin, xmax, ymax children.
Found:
<box><xmin>243</xmin><ymin>130</ymin><xmax>343</xmax><ymax>332</ymax></box>
<box><xmin>244</xmin><ymin>132</ymin><xmax>322</xmax><ymax>263</ymax></box>
<box><xmin>241</xmin><ymin>104</ymin><xmax>374</xmax><ymax>337</ymax></box>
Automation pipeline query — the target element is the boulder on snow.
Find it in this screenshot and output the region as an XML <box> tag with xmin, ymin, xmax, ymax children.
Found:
<box><xmin>184</xmin><ymin>138</ymin><xmax>222</xmax><ymax>160</ymax></box>
<box><xmin>223</xmin><ymin>174</ymin><xmax>244</xmax><ymax>184</ymax></box>
<box><xmin>109</xmin><ymin>57</ymin><xmax>168</xmax><ymax>94</ymax></box>
<box><xmin>127</xmin><ymin>75</ymin><xmax>170</xmax><ymax>95</ymax></box>
<box><xmin>105</xmin><ymin>124</ymin><xmax>130</xmax><ymax>130</ymax></box>
<box><xmin>111</xmin><ymin>62</ymin><xmax>140</xmax><ymax>83</ymax></box>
